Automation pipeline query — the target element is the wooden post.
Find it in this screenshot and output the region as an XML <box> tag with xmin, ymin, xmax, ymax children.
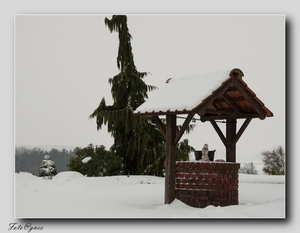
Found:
<box><xmin>165</xmin><ymin>114</ymin><xmax>176</xmax><ymax>204</ymax></box>
<box><xmin>226</xmin><ymin>118</ymin><xmax>236</xmax><ymax>162</ymax></box>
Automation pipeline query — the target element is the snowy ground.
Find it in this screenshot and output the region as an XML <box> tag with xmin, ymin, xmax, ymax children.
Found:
<box><xmin>15</xmin><ymin>171</ymin><xmax>285</xmax><ymax>219</ymax></box>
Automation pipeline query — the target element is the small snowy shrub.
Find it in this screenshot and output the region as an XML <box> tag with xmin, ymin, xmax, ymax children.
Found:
<box><xmin>38</xmin><ymin>154</ymin><xmax>57</xmax><ymax>177</ymax></box>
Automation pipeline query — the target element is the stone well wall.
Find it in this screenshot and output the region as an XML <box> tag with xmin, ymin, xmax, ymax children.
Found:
<box><xmin>175</xmin><ymin>161</ymin><xmax>240</xmax><ymax>208</ymax></box>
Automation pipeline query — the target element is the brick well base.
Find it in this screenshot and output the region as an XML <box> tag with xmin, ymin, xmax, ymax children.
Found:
<box><xmin>175</xmin><ymin>161</ymin><xmax>240</xmax><ymax>208</ymax></box>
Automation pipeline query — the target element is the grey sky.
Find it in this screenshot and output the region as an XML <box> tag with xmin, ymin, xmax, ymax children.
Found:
<box><xmin>15</xmin><ymin>14</ymin><xmax>285</xmax><ymax>163</ymax></box>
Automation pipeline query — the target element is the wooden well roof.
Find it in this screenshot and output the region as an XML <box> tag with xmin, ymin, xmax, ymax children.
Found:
<box><xmin>134</xmin><ymin>68</ymin><xmax>273</xmax><ymax>121</ymax></box>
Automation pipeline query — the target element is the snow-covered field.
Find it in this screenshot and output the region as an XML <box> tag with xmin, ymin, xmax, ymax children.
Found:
<box><xmin>15</xmin><ymin>171</ymin><xmax>285</xmax><ymax>219</ymax></box>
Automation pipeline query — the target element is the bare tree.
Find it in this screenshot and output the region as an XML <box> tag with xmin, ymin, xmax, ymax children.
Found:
<box><xmin>240</xmin><ymin>162</ymin><xmax>258</xmax><ymax>174</ymax></box>
<box><xmin>261</xmin><ymin>146</ymin><xmax>285</xmax><ymax>175</ymax></box>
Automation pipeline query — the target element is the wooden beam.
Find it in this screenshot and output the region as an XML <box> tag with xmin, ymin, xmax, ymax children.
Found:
<box><xmin>136</xmin><ymin>109</ymin><xmax>194</xmax><ymax>117</ymax></box>
<box><xmin>201</xmin><ymin>113</ymin><xmax>260</xmax><ymax>122</ymax></box>
<box><xmin>197</xmin><ymin>79</ymin><xmax>233</xmax><ymax>116</ymax></box>
<box><xmin>211</xmin><ymin>103</ymin><xmax>219</xmax><ymax>110</ymax></box>
<box><xmin>174</xmin><ymin>113</ymin><xmax>195</xmax><ymax>145</ymax></box>
<box><xmin>152</xmin><ymin>116</ymin><xmax>166</xmax><ymax>140</ymax></box>
<box><xmin>233</xmin><ymin>78</ymin><xmax>266</xmax><ymax>120</ymax></box>
<box><xmin>205</xmin><ymin>109</ymin><xmax>236</xmax><ymax>115</ymax></box>
<box><xmin>222</xmin><ymin>93</ymin><xmax>241</xmax><ymax>114</ymax></box>
<box><xmin>210</xmin><ymin>117</ymin><xmax>252</xmax><ymax>163</ymax></box>
<box><xmin>226</xmin><ymin>119</ymin><xmax>236</xmax><ymax>162</ymax></box>
<box><xmin>210</xmin><ymin>120</ymin><xmax>227</xmax><ymax>146</ymax></box>
<box><xmin>165</xmin><ymin>114</ymin><xmax>177</xmax><ymax>204</ymax></box>
<box><xmin>230</xmin><ymin>118</ymin><xmax>252</xmax><ymax>146</ymax></box>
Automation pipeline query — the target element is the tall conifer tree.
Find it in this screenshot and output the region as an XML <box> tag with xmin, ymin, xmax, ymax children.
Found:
<box><xmin>90</xmin><ymin>15</ymin><xmax>164</xmax><ymax>175</ymax></box>
<box><xmin>90</xmin><ymin>15</ymin><xmax>194</xmax><ymax>176</ymax></box>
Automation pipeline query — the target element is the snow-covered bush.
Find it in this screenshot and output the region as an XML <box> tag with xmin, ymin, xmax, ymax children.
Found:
<box><xmin>38</xmin><ymin>154</ymin><xmax>57</xmax><ymax>177</ymax></box>
<box><xmin>67</xmin><ymin>144</ymin><xmax>122</xmax><ymax>177</ymax></box>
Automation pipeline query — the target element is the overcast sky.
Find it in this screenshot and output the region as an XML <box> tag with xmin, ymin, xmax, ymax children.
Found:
<box><xmin>15</xmin><ymin>14</ymin><xmax>285</xmax><ymax>162</ymax></box>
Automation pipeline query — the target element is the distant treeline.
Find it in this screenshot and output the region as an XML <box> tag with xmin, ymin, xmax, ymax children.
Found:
<box><xmin>15</xmin><ymin>147</ymin><xmax>76</xmax><ymax>175</ymax></box>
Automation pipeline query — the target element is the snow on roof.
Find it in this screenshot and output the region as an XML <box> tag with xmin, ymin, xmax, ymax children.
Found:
<box><xmin>135</xmin><ymin>70</ymin><xmax>231</xmax><ymax>115</ymax></box>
